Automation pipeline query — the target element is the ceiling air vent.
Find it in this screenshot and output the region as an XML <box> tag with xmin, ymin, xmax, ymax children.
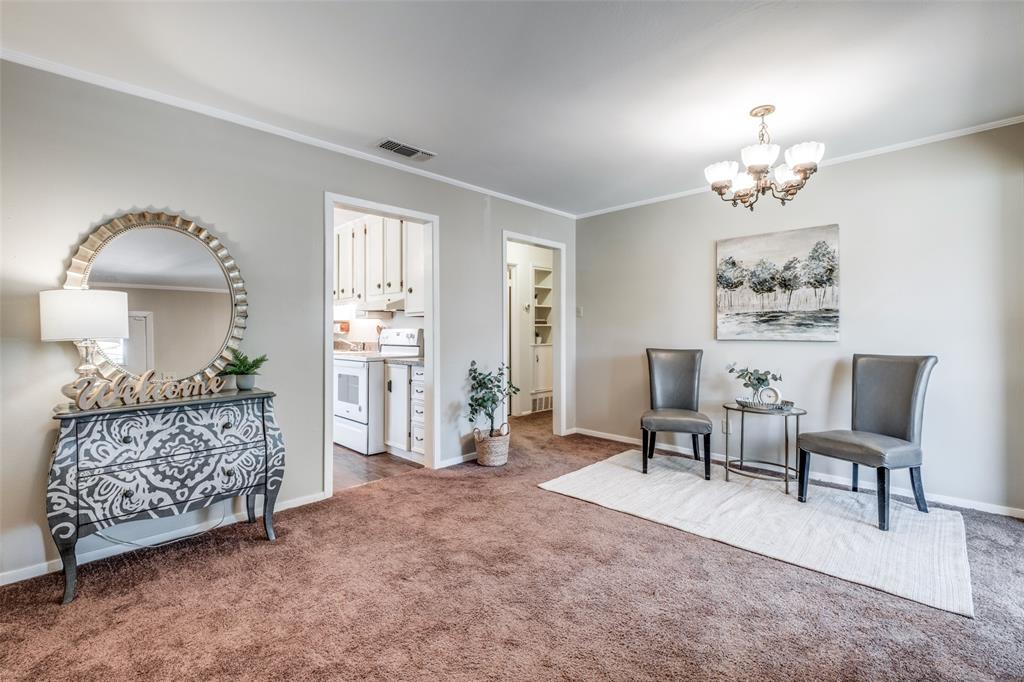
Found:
<box><xmin>377</xmin><ymin>139</ymin><xmax>436</xmax><ymax>161</ymax></box>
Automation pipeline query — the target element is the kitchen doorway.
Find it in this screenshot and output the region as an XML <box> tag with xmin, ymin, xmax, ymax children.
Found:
<box><xmin>322</xmin><ymin>193</ymin><xmax>440</xmax><ymax>498</ymax></box>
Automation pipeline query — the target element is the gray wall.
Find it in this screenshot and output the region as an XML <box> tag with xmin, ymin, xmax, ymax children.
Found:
<box><xmin>0</xmin><ymin>62</ymin><xmax>575</xmax><ymax>580</ymax></box>
<box><xmin>576</xmin><ymin>124</ymin><xmax>1024</xmax><ymax>512</ymax></box>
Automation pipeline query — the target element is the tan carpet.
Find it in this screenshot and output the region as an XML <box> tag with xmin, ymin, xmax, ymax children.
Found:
<box><xmin>1</xmin><ymin>412</ymin><xmax>1022</xmax><ymax>680</ymax></box>
<box><xmin>541</xmin><ymin>450</ymin><xmax>973</xmax><ymax>616</ymax></box>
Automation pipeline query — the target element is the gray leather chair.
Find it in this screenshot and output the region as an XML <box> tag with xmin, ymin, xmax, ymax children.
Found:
<box><xmin>641</xmin><ymin>349</ymin><xmax>712</xmax><ymax>480</ymax></box>
<box><xmin>797</xmin><ymin>354</ymin><xmax>938</xmax><ymax>530</ymax></box>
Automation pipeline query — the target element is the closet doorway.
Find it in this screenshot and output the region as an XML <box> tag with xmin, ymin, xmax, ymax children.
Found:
<box><xmin>501</xmin><ymin>232</ymin><xmax>567</xmax><ymax>436</ymax></box>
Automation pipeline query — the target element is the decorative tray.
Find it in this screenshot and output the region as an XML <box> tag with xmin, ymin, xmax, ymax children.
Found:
<box><xmin>736</xmin><ymin>398</ymin><xmax>795</xmax><ymax>411</ymax></box>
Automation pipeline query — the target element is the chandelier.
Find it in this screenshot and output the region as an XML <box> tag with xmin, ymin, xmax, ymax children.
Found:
<box><xmin>704</xmin><ymin>105</ymin><xmax>825</xmax><ymax>211</ymax></box>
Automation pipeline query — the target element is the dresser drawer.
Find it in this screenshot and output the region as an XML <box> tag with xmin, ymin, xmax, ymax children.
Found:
<box><xmin>411</xmin><ymin>366</ymin><xmax>426</xmax><ymax>382</ymax></box>
<box><xmin>78</xmin><ymin>444</ymin><xmax>266</xmax><ymax>523</ymax></box>
<box><xmin>77</xmin><ymin>400</ymin><xmax>265</xmax><ymax>470</ymax></box>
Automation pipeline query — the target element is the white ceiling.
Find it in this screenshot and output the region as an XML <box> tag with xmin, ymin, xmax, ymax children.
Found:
<box><xmin>89</xmin><ymin>228</ymin><xmax>228</xmax><ymax>291</ymax></box>
<box><xmin>3</xmin><ymin>2</ymin><xmax>1022</xmax><ymax>216</ymax></box>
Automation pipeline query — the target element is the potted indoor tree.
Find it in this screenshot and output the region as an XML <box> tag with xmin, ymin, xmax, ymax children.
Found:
<box><xmin>466</xmin><ymin>360</ymin><xmax>519</xmax><ymax>466</ymax></box>
<box><xmin>221</xmin><ymin>349</ymin><xmax>268</xmax><ymax>390</ymax></box>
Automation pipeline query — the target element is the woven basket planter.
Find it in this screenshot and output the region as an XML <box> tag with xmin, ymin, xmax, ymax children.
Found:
<box><xmin>475</xmin><ymin>423</ymin><xmax>510</xmax><ymax>466</ymax></box>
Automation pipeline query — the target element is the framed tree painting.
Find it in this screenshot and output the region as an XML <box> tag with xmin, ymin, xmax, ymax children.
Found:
<box><xmin>716</xmin><ymin>224</ymin><xmax>839</xmax><ymax>341</ymax></box>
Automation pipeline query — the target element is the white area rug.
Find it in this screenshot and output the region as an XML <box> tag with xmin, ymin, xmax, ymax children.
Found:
<box><xmin>540</xmin><ymin>450</ymin><xmax>974</xmax><ymax>617</ymax></box>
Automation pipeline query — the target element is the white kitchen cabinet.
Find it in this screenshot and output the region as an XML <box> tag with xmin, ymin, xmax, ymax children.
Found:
<box><xmin>352</xmin><ymin>220</ymin><xmax>366</xmax><ymax>304</ymax></box>
<box><xmin>366</xmin><ymin>216</ymin><xmax>385</xmax><ymax>306</ymax></box>
<box><xmin>403</xmin><ymin>220</ymin><xmax>425</xmax><ymax>316</ymax></box>
<box><xmin>384</xmin><ymin>217</ymin><xmax>403</xmax><ymax>296</ymax></box>
<box><xmin>335</xmin><ymin>222</ymin><xmax>354</xmax><ymax>302</ymax></box>
<box><xmin>533</xmin><ymin>345</ymin><xmax>553</xmax><ymax>393</ymax></box>
<box><xmin>385</xmin><ymin>363</ymin><xmax>410</xmax><ymax>451</ymax></box>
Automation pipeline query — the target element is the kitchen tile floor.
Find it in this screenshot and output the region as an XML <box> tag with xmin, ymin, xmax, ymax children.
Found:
<box><xmin>333</xmin><ymin>445</ymin><xmax>420</xmax><ymax>491</ymax></box>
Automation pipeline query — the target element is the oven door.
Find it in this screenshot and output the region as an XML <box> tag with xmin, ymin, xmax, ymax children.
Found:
<box><xmin>334</xmin><ymin>360</ymin><xmax>368</xmax><ymax>423</ymax></box>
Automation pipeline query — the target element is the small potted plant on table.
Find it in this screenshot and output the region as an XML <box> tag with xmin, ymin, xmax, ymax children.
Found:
<box><xmin>222</xmin><ymin>349</ymin><xmax>268</xmax><ymax>391</ymax></box>
<box><xmin>727</xmin><ymin>363</ymin><xmax>783</xmax><ymax>406</ymax></box>
<box><xmin>466</xmin><ymin>360</ymin><xmax>519</xmax><ymax>466</ymax></box>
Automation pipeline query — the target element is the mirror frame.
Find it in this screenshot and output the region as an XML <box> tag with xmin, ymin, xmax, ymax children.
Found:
<box><xmin>64</xmin><ymin>211</ymin><xmax>247</xmax><ymax>383</ymax></box>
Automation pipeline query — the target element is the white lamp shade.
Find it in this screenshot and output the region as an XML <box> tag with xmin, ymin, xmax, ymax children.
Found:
<box><xmin>704</xmin><ymin>161</ymin><xmax>738</xmax><ymax>187</ymax></box>
<box><xmin>731</xmin><ymin>171</ymin><xmax>756</xmax><ymax>194</ymax></box>
<box><xmin>785</xmin><ymin>141</ymin><xmax>825</xmax><ymax>169</ymax></box>
<box><xmin>740</xmin><ymin>143</ymin><xmax>780</xmax><ymax>171</ymax></box>
<box><xmin>39</xmin><ymin>289</ymin><xmax>129</xmax><ymax>341</ymax></box>
<box><xmin>773</xmin><ymin>164</ymin><xmax>799</xmax><ymax>187</ymax></box>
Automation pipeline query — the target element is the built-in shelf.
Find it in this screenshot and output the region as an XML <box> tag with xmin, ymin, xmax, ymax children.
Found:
<box><xmin>532</xmin><ymin>266</ymin><xmax>553</xmax><ymax>347</ymax></box>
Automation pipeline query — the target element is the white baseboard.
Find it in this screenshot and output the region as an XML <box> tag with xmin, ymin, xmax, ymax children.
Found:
<box><xmin>437</xmin><ymin>450</ymin><xmax>478</xmax><ymax>468</ymax></box>
<box><xmin>569</xmin><ymin>427</ymin><xmax>1024</xmax><ymax>520</ymax></box>
<box><xmin>0</xmin><ymin>491</ymin><xmax>330</xmax><ymax>587</ymax></box>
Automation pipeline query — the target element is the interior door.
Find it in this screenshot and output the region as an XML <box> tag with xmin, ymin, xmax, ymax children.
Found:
<box><xmin>366</xmin><ymin>216</ymin><xmax>385</xmax><ymax>302</ymax></box>
<box><xmin>383</xmin><ymin>217</ymin><xmax>402</xmax><ymax>295</ymax></box>
<box><xmin>334</xmin><ymin>360</ymin><xmax>368</xmax><ymax>423</ymax></box>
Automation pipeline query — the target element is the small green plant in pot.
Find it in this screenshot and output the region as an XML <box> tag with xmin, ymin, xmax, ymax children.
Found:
<box><xmin>466</xmin><ymin>360</ymin><xmax>519</xmax><ymax>466</ymax></box>
<box><xmin>221</xmin><ymin>349</ymin><xmax>268</xmax><ymax>390</ymax></box>
<box><xmin>726</xmin><ymin>362</ymin><xmax>782</xmax><ymax>403</ymax></box>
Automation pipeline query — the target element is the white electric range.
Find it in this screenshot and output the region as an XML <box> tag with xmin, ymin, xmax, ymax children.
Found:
<box><xmin>333</xmin><ymin>328</ymin><xmax>423</xmax><ymax>454</ymax></box>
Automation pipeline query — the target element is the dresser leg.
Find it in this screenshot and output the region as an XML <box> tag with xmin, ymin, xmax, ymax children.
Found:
<box><xmin>57</xmin><ymin>540</ymin><xmax>78</xmax><ymax>604</ymax></box>
<box><xmin>263</xmin><ymin>490</ymin><xmax>279</xmax><ymax>541</ymax></box>
<box><xmin>246</xmin><ymin>494</ymin><xmax>257</xmax><ymax>523</ymax></box>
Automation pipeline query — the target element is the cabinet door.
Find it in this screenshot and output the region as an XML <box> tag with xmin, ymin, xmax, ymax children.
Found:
<box><xmin>352</xmin><ymin>221</ymin><xmax>366</xmax><ymax>304</ymax></box>
<box><xmin>403</xmin><ymin>220</ymin><xmax>425</xmax><ymax>316</ymax></box>
<box><xmin>366</xmin><ymin>216</ymin><xmax>385</xmax><ymax>304</ymax></box>
<box><xmin>336</xmin><ymin>223</ymin><xmax>354</xmax><ymax>302</ymax></box>
<box><xmin>385</xmin><ymin>364</ymin><xmax>410</xmax><ymax>450</ymax></box>
<box><xmin>383</xmin><ymin>217</ymin><xmax>403</xmax><ymax>295</ymax></box>
<box><xmin>533</xmin><ymin>345</ymin><xmax>553</xmax><ymax>393</ymax></box>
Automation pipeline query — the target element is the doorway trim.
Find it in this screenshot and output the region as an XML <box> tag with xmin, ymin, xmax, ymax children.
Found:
<box><xmin>501</xmin><ymin>231</ymin><xmax>569</xmax><ymax>436</ymax></box>
<box><xmin>323</xmin><ymin>192</ymin><xmax>441</xmax><ymax>497</ymax></box>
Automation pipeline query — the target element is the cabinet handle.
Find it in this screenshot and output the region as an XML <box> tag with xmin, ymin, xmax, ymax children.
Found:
<box><xmin>222</xmin><ymin>422</ymin><xmax>232</xmax><ymax>430</ymax></box>
<box><xmin>121</xmin><ymin>435</ymin><xmax>132</xmax><ymax>445</ymax></box>
<box><xmin>387</xmin><ymin>379</ymin><xmax>392</xmax><ymax>392</ymax></box>
<box><xmin>122</xmin><ymin>490</ymin><xmax>134</xmax><ymax>499</ymax></box>
<box><xmin>407</xmin><ymin>287</ymin><xmax>413</xmax><ymax>294</ymax></box>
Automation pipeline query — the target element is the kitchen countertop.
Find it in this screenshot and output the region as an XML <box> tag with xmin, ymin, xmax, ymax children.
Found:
<box><xmin>383</xmin><ymin>357</ymin><xmax>424</xmax><ymax>366</ymax></box>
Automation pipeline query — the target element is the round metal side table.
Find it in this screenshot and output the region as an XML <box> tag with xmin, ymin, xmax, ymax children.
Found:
<box><xmin>722</xmin><ymin>403</ymin><xmax>808</xmax><ymax>494</ymax></box>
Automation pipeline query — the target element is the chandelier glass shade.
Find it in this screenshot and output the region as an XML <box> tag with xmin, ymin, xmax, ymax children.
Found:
<box><xmin>704</xmin><ymin>105</ymin><xmax>824</xmax><ymax>211</ymax></box>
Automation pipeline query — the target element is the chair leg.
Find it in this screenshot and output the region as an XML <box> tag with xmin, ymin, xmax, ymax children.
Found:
<box><xmin>703</xmin><ymin>433</ymin><xmax>711</xmax><ymax>480</ymax></box>
<box><xmin>648</xmin><ymin>431</ymin><xmax>656</xmax><ymax>459</ymax></box>
<box><xmin>909</xmin><ymin>467</ymin><xmax>928</xmax><ymax>513</ymax></box>
<box><xmin>691</xmin><ymin>434</ymin><xmax>700</xmax><ymax>461</ymax></box>
<box><xmin>877</xmin><ymin>468</ymin><xmax>890</xmax><ymax>531</ymax></box>
<box><xmin>797</xmin><ymin>449</ymin><xmax>810</xmax><ymax>502</ymax></box>
<box><xmin>851</xmin><ymin>463</ymin><xmax>859</xmax><ymax>492</ymax></box>
<box><xmin>641</xmin><ymin>428</ymin><xmax>649</xmax><ymax>474</ymax></box>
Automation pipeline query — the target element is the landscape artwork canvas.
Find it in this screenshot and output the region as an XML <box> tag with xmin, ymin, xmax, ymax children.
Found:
<box><xmin>716</xmin><ymin>224</ymin><xmax>839</xmax><ymax>341</ymax></box>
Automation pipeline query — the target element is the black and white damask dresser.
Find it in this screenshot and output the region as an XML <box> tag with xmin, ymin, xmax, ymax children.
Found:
<box><xmin>47</xmin><ymin>389</ymin><xmax>285</xmax><ymax>603</ymax></box>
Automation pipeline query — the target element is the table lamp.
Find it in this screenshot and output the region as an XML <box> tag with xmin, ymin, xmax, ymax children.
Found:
<box><xmin>40</xmin><ymin>289</ymin><xmax>129</xmax><ymax>407</ymax></box>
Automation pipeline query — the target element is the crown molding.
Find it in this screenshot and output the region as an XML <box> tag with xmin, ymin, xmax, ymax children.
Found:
<box><xmin>0</xmin><ymin>49</ymin><xmax>576</xmax><ymax>220</ymax></box>
<box><xmin>576</xmin><ymin>113</ymin><xmax>1024</xmax><ymax>220</ymax></box>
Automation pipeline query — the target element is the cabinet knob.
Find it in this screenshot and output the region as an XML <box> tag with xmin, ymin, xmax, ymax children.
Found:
<box><xmin>376</xmin><ymin>283</ymin><xmax>382</xmax><ymax>289</ymax></box>
<box><xmin>357</xmin><ymin>293</ymin><xmax>362</xmax><ymax>299</ymax></box>
<box><xmin>222</xmin><ymin>422</ymin><xmax>232</xmax><ymax>430</ymax></box>
<box><xmin>386</xmin><ymin>281</ymin><xmax>392</xmax><ymax>288</ymax></box>
<box><xmin>222</xmin><ymin>467</ymin><xmax>235</xmax><ymax>477</ymax></box>
<box><xmin>407</xmin><ymin>287</ymin><xmax>413</xmax><ymax>294</ymax></box>
<box><xmin>122</xmin><ymin>490</ymin><xmax>134</xmax><ymax>499</ymax></box>
<box><xmin>341</xmin><ymin>288</ymin><xmax>346</xmax><ymax>294</ymax></box>
<box><xmin>121</xmin><ymin>435</ymin><xmax>132</xmax><ymax>445</ymax></box>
